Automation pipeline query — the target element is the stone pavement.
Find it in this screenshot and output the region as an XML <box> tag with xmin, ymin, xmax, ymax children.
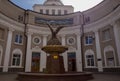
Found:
<box><xmin>0</xmin><ymin>73</ymin><xmax>120</xmax><ymax>81</ymax></box>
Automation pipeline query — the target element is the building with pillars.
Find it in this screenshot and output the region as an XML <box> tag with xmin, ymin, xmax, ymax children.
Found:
<box><xmin>0</xmin><ymin>0</ymin><xmax>120</xmax><ymax>72</ymax></box>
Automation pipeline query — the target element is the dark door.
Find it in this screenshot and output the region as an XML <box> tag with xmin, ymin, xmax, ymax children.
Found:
<box><xmin>68</xmin><ymin>52</ymin><xmax>76</xmax><ymax>72</ymax></box>
<box><xmin>31</xmin><ymin>52</ymin><xmax>40</xmax><ymax>72</ymax></box>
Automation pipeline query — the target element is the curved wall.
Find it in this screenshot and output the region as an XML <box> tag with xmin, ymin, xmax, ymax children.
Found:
<box><xmin>0</xmin><ymin>0</ymin><xmax>120</xmax><ymax>72</ymax></box>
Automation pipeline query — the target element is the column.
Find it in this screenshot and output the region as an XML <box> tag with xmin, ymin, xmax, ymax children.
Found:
<box><xmin>61</xmin><ymin>35</ymin><xmax>68</xmax><ymax>72</ymax></box>
<box><xmin>76</xmin><ymin>33</ymin><xmax>83</xmax><ymax>72</ymax></box>
<box><xmin>40</xmin><ymin>35</ymin><xmax>48</xmax><ymax>72</ymax></box>
<box><xmin>3</xmin><ymin>28</ymin><xmax>14</xmax><ymax>72</ymax></box>
<box><xmin>61</xmin><ymin>35</ymin><xmax>66</xmax><ymax>46</ymax></box>
<box><xmin>25</xmin><ymin>32</ymin><xmax>32</xmax><ymax>72</ymax></box>
<box><xmin>43</xmin><ymin>35</ymin><xmax>48</xmax><ymax>46</ymax></box>
<box><xmin>113</xmin><ymin>22</ymin><xmax>120</xmax><ymax>65</ymax></box>
<box><xmin>95</xmin><ymin>30</ymin><xmax>103</xmax><ymax>72</ymax></box>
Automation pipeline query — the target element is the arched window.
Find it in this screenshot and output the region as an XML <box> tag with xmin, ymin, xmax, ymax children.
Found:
<box><xmin>85</xmin><ymin>49</ymin><xmax>95</xmax><ymax>67</ymax></box>
<box><xmin>11</xmin><ymin>49</ymin><xmax>22</xmax><ymax>67</ymax></box>
<box><xmin>0</xmin><ymin>45</ymin><xmax>3</xmax><ymax>66</ymax></box>
<box><xmin>104</xmin><ymin>46</ymin><xmax>116</xmax><ymax>67</ymax></box>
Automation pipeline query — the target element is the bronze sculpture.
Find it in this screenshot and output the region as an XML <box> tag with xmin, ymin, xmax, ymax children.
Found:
<box><xmin>46</xmin><ymin>23</ymin><xmax>64</xmax><ymax>45</ymax></box>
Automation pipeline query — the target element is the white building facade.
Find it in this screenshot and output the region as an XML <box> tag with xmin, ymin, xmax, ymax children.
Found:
<box><xmin>0</xmin><ymin>0</ymin><xmax>120</xmax><ymax>72</ymax></box>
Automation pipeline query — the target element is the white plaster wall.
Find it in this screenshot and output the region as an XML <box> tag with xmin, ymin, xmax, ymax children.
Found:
<box><xmin>33</xmin><ymin>5</ymin><xmax>73</xmax><ymax>15</ymax></box>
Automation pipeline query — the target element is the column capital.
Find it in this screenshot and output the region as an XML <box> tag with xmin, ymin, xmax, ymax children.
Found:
<box><xmin>110</xmin><ymin>21</ymin><xmax>120</xmax><ymax>28</ymax></box>
<box><xmin>59</xmin><ymin>34</ymin><xmax>66</xmax><ymax>38</ymax></box>
<box><xmin>75</xmin><ymin>32</ymin><xmax>81</xmax><ymax>36</ymax></box>
<box><xmin>8</xmin><ymin>28</ymin><xmax>15</xmax><ymax>32</ymax></box>
<box><xmin>93</xmin><ymin>28</ymin><xmax>99</xmax><ymax>33</ymax></box>
<box><xmin>43</xmin><ymin>34</ymin><xmax>49</xmax><ymax>37</ymax></box>
<box><xmin>26</xmin><ymin>31</ymin><xmax>33</xmax><ymax>36</ymax></box>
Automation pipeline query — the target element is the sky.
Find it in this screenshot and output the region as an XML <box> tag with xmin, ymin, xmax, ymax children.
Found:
<box><xmin>10</xmin><ymin>0</ymin><xmax>104</xmax><ymax>12</ymax></box>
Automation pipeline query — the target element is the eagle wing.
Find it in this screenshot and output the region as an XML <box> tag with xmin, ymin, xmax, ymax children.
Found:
<box><xmin>55</xmin><ymin>26</ymin><xmax>64</xmax><ymax>35</ymax></box>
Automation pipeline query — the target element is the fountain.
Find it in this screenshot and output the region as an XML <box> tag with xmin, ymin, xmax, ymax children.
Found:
<box><xmin>18</xmin><ymin>23</ymin><xmax>93</xmax><ymax>81</ymax></box>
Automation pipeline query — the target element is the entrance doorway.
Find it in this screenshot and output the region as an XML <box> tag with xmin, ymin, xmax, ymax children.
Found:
<box><xmin>31</xmin><ymin>52</ymin><xmax>40</xmax><ymax>72</ymax></box>
<box><xmin>68</xmin><ymin>52</ymin><xmax>76</xmax><ymax>72</ymax></box>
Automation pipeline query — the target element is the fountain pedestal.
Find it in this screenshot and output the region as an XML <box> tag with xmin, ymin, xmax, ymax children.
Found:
<box><xmin>42</xmin><ymin>45</ymin><xmax>68</xmax><ymax>74</ymax></box>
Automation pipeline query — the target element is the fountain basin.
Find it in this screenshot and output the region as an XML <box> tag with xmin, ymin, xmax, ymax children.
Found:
<box><xmin>42</xmin><ymin>45</ymin><xmax>68</xmax><ymax>54</ymax></box>
<box><xmin>18</xmin><ymin>72</ymin><xmax>93</xmax><ymax>81</ymax></box>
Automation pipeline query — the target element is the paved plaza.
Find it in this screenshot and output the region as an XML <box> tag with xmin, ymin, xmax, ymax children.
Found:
<box><xmin>0</xmin><ymin>73</ymin><xmax>120</xmax><ymax>81</ymax></box>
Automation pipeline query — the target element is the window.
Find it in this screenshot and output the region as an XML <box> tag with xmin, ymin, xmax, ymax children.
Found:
<box><xmin>58</xmin><ymin>10</ymin><xmax>61</xmax><ymax>15</ymax></box>
<box><xmin>40</xmin><ymin>9</ymin><xmax>43</xmax><ymax>14</ymax></box>
<box><xmin>46</xmin><ymin>9</ymin><xmax>49</xmax><ymax>15</ymax></box>
<box><xmin>52</xmin><ymin>9</ymin><xmax>55</xmax><ymax>15</ymax></box>
<box><xmin>12</xmin><ymin>54</ymin><xmax>21</xmax><ymax>66</ymax></box>
<box><xmin>85</xmin><ymin>35</ymin><xmax>93</xmax><ymax>45</ymax></box>
<box><xmin>0</xmin><ymin>45</ymin><xmax>2</xmax><ymax>65</ymax></box>
<box><xmin>85</xmin><ymin>17</ymin><xmax>90</xmax><ymax>23</ymax></box>
<box><xmin>86</xmin><ymin>55</ymin><xmax>95</xmax><ymax>66</ymax></box>
<box><xmin>15</xmin><ymin>34</ymin><xmax>23</xmax><ymax>44</ymax></box>
<box><xmin>0</xmin><ymin>28</ymin><xmax>4</xmax><ymax>40</ymax></box>
<box><xmin>64</xmin><ymin>10</ymin><xmax>68</xmax><ymax>15</ymax></box>
<box><xmin>105</xmin><ymin>51</ymin><xmax>115</xmax><ymax>67</ymax></box>
<box><xmin>103</xmin><ymin>29</ymin><xmax>111</xmax><ymax>41</ymax></box>
<box><xmin>18</xmin><ymin>15</ymin><xmax>23</xmax><ymax>22</ymax></box>
<box><xmin>0</xmin><ymin>50</ymin><xmax>1</xmax><ymax>65</ymax></box>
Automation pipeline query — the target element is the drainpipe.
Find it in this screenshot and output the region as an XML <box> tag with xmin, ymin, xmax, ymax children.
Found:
<box><xmin>23</xmin><ymin>10</ymin><xmax>29</xmax><ymax>72</ymax></box>
<box><xmin>80</xmin><ymin>12</ymin><xmax>85</xmax><ymax>71</ymax></box>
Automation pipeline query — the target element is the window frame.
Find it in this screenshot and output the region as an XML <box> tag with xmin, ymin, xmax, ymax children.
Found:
<box><xmin>86</xmin><ymin>55</ymin><xmax>95</xmax><ymax>67</ymax></box>
<box><xmin>0</xmin><ymin>45</ymin><xmax>3</xmax><ymax>66</ymax></box>
<box><xmin>85</xmin><ymin>50</ymin><xmax>96</xmax><ymax>68</ymax></box>
<box><xmin>40</xmin><ymin>9</ymin><xmax>43</xmax><ymax>14</ymax></box>
<box><xmin>102</xmin><ymin>28</ymin><xmax>111</xmax><ymax>42</ymax></box>
<box><xmin>14</xmin><ymin>34</ymin><xmax>23</xmax><ymax>45</ymax></box>
<box><xmin>11</xmin><ymin>49</ymin><xmax>22</xmax><ymax>67</ymax></box>
<box><xmin>52</xmin><ymin>9</ymin><xmax>55</xmax><ymax>15</ymax></box>
<box><xmin>85</xmin><ymin>35</ymin><xmax>93</xmax><ymax>45</ymax></box>
<box><xmin>46</xmin><ymin>9</ymin><xmax>49</xmax><ymax>15</ymax></box>
<box><xmin>64</xmin><ymin>10</ymin><xmax>68</xmax><ymax>15</ymax></box>
<box><xmin>58</xmin><ymin>10</ymin><xmax>61</xmax><ymax>15</ymax></box>
<box><xmin>0</xmin><ymin>28</ymin><xmax>5</xmax><ymax>40</ymax></box>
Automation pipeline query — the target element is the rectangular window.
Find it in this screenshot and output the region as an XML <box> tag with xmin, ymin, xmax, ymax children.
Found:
<box><xmin>58</xmin><ymin>10</ymin><xmax>61</xmax><ymax>15</ymax></box>
<box><xmin>85</xmin><ymin>35</ymin><xmax>93</xmax><ymax>45</ymax></box>
<box><xmin>0</xmin><ymin>28</ymin><xmax>4</xmax><ymax>40</ymax></box>
<box><xmin>0</xmin><ymin>49</ymin><xmax>2</xmax><ymax>66</ymax></box>
<box><xmin>15</xmin><ymin>34</ymin><xmax>23</xmax><ymax>44</ymax></box>
<box><xmin>52</xmin><ymin>9</ymin><xmax>55</xmax><ymax>15</ymax></box>
<box><xmin>18</xmin><ymin>15</ymin><xmax>23</xmax><ymax>22</ymax></box>
<box><xmin>86</xmin><ymin>55</ymin><xmax>94</xmax><ymax>66</ymax></box>
<box><xmin>12</xmin><ymin>54</ymin><xmax>21</xmax><ymax>66</ymax></box>
<box><xmin>46</xmin><ymin>9</ymin><xmax>49</xmax><ymax>15</ymax></box>
<box><xmin>40</xmin><ymin>9</ymin><xmax>43</xmax><ymax>14</ymax></box>
<box><xmin>64</xmin><ymin>10</ymin><xmax>68</xmax><ymax>15</ymax></box>
<box><xmin>103</xmin><ymin>29</ymin><xmax>111</xmax><ymax>41</ymax></box>
<box><xmin>106</xmin><ymin>51</ymin><xmax>115</xmax><ymax>66</ymax></box>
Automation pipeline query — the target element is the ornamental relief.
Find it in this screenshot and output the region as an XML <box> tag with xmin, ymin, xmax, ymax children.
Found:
<box><xmin>66</xmin><ymin>35</ymin><xmax>77</xmax><ymax>49</ymax></box>
<box><xmin>32</xmin><ymin>35</ymin><xmax>43</xmax><ymax>48</ymax></box>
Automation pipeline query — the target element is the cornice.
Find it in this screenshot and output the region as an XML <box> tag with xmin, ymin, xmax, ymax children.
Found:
<box><xmin>0</xmin><ymin>13</ymin><xmax>24</xmax><ymax>31</ymax></box>
<box><xmin>27</xmin><ymin>24</ymin><xmax>81</xmax><ymax>35</ymax></box>
<box><xmin>84</xmin><ymin>6</ymin><xmax>120</xmax><ymax>32</ymax></box>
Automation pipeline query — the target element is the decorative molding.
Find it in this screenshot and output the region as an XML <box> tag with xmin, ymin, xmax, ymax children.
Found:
<box><xmin>32</xmin><ymin>36</ymin><xmax>41</xmax><ymax>45</ymax></box>
<box><xmin>0</xmin><ymin>13</ymin><xmax>24</xmax><ymax>32</ymax></box>
<box><xmin>84</xmin><ymin>6</ymin><xmax>120</xmax><ymax>33</ymax></box>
